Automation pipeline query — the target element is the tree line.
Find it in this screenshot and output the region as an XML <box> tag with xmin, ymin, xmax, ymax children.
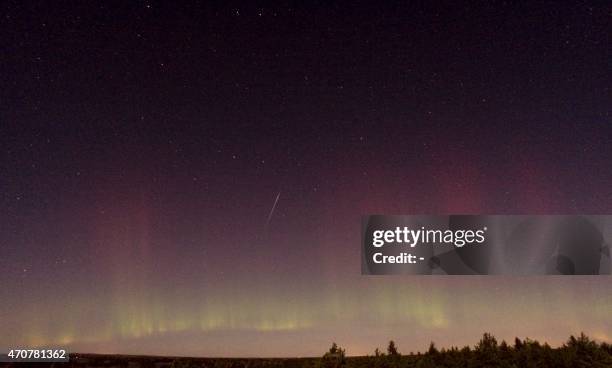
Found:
<box><xmin>317</xmin><ymin>333</ymin><xmax>612</xmax><ymax>368</ymax></box>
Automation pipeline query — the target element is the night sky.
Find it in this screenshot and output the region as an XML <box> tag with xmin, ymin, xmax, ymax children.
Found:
<box><xmin>1</xmin><ymin>1</ymin><xmax>611</xmax><ymax>357</ymax></box>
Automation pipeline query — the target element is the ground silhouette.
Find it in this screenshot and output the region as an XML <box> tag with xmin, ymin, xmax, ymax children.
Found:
<box><xmin>3</xmin><ymin>333</ymin><xmax>610</xmax><ymax>368</ymax></box>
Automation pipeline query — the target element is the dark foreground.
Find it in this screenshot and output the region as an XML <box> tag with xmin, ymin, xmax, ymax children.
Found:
<box><xmin>2</xmin><ymin>333</ymin><xmax>611</xmax><ymax>368</ymax></box>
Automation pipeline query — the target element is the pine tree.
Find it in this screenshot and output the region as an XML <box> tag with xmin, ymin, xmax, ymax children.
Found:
<box><xmin>387</xmin><ymin>340</ymin><xmax>399</xmax><ymax>356</ymax></box>
<box><xmin>321</xmin><ymin>342</ymin><xmax>346</xmax><ymax>368</ymax></box>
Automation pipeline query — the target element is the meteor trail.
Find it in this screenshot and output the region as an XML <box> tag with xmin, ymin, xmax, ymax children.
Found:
<box><xmin>266</xmin><ymin>192</ymin><xmax>281</xmax><ymax>228</ymax></box>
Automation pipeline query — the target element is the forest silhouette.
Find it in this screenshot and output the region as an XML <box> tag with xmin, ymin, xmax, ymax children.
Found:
<box><xmin>317</xmin><ymin>333</ymin><xmax>612</xmax><ymax>368</ymax></box>
<box><xmin>52</xmin><ymin>332</ymin><xmax>612</xmax><ymax>368</ymax></box>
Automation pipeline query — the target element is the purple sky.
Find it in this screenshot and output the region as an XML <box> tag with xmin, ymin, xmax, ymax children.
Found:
<box><xmin>1</xmin><ymin>2</ymin><xmax>610</xmax><ymax>357</ymax></box>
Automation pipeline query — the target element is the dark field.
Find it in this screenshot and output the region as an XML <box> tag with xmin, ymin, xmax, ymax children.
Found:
<box><xmin>2</xmin><ymin>333</ymin><xmax>611</xmax><ymax>368</ymax></box>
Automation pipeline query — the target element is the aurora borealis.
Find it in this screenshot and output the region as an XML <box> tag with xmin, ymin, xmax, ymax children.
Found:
<box><xmin>1</xmin><ymin>2</ymin><xmax>611</xmax><ymax>358</ymax></box>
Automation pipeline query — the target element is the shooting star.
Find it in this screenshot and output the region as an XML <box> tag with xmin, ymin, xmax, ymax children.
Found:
<box><xmin>265</xmin><ymin>191</ymin><xmax>281</xmax><ymax>229</ymax></box>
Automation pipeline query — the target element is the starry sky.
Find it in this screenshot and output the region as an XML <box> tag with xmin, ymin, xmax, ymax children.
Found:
<box><xmin>1</xmin><ymin>1</ymin><xmax>611</xmax><ymax>357</ymax></box>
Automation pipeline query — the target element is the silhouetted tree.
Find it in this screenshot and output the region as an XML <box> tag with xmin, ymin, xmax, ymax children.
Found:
<box><xmin>321</xmin><ymin>342</ymin><xmax>346</xmax><ymax>368</ymax></box>
<box><xmin>427</xmin><ymin>342</ymin><xmax>438</xmax><ymax>355</ymax></box>
<box><xmin>514</xmin><ymin>337</ymin><xmax>523</xmax><ymax>351</ymax></box>
<box><xmin>470</xmin><ymin>333</ymin><xmax>499</xmax><ymax>367</ymax></box>
<box><xmin>312</xmin><ymin>332</ymin><xmax>611</xmax><ymax>368</ymax></box>
<box><xmin>562</xmin><ymin>332</ymin><xmax>612</xmax><ymax>368</ymax></box>
<box><xmin>387</xmin><ymin>341</ymin><xmax>399</xmax><ymax>356</ymax></box>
